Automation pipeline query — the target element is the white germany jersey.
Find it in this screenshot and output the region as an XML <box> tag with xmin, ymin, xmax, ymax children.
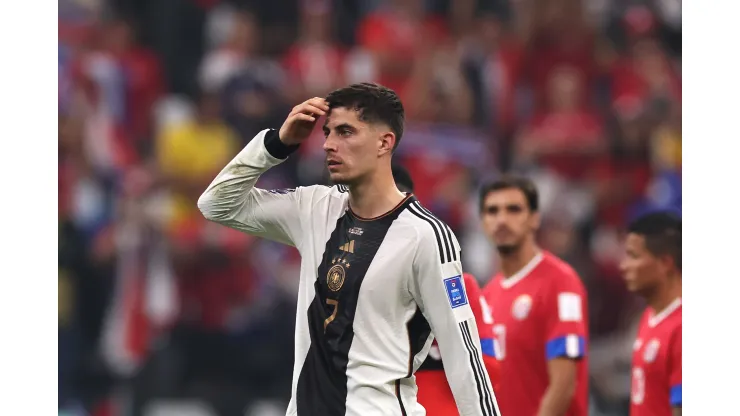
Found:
<box><xmin>198</xmin><ymin>129</ymin><xmax>500</xmax><ymax>416</ymax></box>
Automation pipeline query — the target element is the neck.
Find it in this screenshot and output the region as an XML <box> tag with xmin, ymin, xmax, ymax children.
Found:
<box><xmin>647</xmin><ymin>274</ymin><xmax>682</xmax><ymax>313</ymax></box>
<box><xmin>499</xmin><ymin>240</ymin><xmax>540</xmax><ymax>278</ymax></box>
<box><xmin>348</xmin><ymin>167</ymin><xmax>406</xmax><ymax>219</ymax></box>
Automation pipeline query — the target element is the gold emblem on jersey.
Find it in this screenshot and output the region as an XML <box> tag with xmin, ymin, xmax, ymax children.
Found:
<box><xmin>327</xmin><ymin>264</ymin><xmax>346</xmax><ymax>292</ymax></box>
<box><xmin>339</xmin><ymin>240</ymin><xmax>356</xmax><ymax>253</ymax></box>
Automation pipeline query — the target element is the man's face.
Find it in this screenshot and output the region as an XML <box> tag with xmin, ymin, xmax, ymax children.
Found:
<box><xmin>322</xmin><ymin>107</ymin><xmax>392</xmax><ymax>185</ymax></box>
<box><xmin>480</xmin><ymin>188</ymin><xmax>539</xmax><ymax>254</ymax></box>
<box><xmin>620</xmin><ymin>233</ymin><xmax>665</xmax><ymax>294</ymax></box>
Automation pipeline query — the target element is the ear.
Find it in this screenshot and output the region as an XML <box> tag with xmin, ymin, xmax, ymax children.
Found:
<box><xmin>378</xmin><ymin>132</ymin><xmax>395</xmax><ymax>157</ymax></box>
<box><xmin>656</xmin><ymin>253</ymin><xmax>676</xmax><ymax>274</ymax></box>
<box><xmin>530</xmin><ymin>211</ymin><xmax>542</xmax><ymax>232</ymax></box>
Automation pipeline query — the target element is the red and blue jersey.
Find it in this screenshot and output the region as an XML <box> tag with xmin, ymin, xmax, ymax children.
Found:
<box><xmin>483</xmin><ymin>251</ymin><xmax>589</xmax><ymax>416</ymax></box>
<box><xmin>630</xmin><ymin>298</ymin><xmax>682</xmax><ymax>416</ymax></box>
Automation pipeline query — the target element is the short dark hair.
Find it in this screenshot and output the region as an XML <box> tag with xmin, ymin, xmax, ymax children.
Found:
<box><xmin>392</xmin><ymin>164</ymin><xmax>414</xmax><ymax>193</ymax></box>
<box><xmin>326</xmin><ymin>82</ymin><xmax>405</xmax><ymax>151</ymax></box>
<box><xmin>479</xmin><ymin>175</ymin><xmax>539</xmax><ymax>213</ymax></box>
<box><xmin>628</xmin><ymin>211</ymin><xmax>682</xmax><ymax>270</ymax></box>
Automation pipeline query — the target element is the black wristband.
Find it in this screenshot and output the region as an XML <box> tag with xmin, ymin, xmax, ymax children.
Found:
<box><xmin>264</xmin><ymin>129</ymin><xmax>300</xmax><ymax>160</ymax></box>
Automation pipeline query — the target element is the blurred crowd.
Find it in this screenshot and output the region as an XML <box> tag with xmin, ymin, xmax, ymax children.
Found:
<box><xmin>58</xmin><ymin>0</ymin><xmax>681</xmax><ymax>415</ymax></box>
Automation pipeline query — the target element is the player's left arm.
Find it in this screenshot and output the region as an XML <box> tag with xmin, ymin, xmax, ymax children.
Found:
<box><xmin>411</xmin><ymin>229</ymin><xmax>500</xmax><ymax>416</ymax></box>
<box><xmin>669</xmin><ymin>325</ymin><xmax>682</xmax><ymax>415</ymax></box>
<box><xmin>537</xmin><ymin>274</ymin><xmax>589</xmax><ymax>416</ymax></box>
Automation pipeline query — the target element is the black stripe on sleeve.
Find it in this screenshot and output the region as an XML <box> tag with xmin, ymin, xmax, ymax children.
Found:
<box><xmin>407</xmin><ymin>204</ymin><xmax>447</xmax><ymax>263</ymax></box>
<box><xmin>460</xmin><ymin>321</ymin><xmax>499</xmax><ymax>416</ymax></box>
<box><xmin>412</xmin><ymin>202</ymin><xmax>453</xmax><ymax>263</ymax></box>
<box><xmin>458</xmin><ymin>321</ymin><xmax>491</xmax><ymax>415</ymax></box>
<box><xmin>418</xmin><ymin>204</ymin><xmax>458</xmax><ymax>262</ymax></box>
<box><xmin>395</xmin><ymin>380</ymin><xmax>407</xmax><ymax>416</ymax></box>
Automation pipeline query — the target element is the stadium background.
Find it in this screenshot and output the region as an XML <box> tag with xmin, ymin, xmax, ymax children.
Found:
<box><xmin>58</xmin><ymin>0</ymin><xmax>682</xmax><ymax>415</ymax></box>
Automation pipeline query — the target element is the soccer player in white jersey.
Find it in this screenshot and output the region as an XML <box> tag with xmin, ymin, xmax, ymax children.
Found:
<box><xmin>198</xmin><ymin>83</ymin><xmax>499</xmax><ymax>416</ymax></box>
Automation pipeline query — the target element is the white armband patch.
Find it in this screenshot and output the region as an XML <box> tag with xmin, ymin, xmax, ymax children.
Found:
<box><xmin>558</xmin><ymin>292</ymin><xmax>582</xmax><ymax>322</ymax></box>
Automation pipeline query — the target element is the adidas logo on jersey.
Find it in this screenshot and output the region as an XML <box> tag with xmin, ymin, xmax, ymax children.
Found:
<box><xmin>339</xmin><ymin>240</ymin><xmax>355</xmax><ymax>253</ymax></box>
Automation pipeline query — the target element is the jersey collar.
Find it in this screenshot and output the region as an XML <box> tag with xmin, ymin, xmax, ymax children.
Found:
<box><xmin>648</xmin><ymin>297</ymin><xmax>682</xmax><ymax>328</ymax></box>
<box><xmin>500</xmin><ymin>251</ymin><xmax>544</xmax><ymax>289</ymax></box>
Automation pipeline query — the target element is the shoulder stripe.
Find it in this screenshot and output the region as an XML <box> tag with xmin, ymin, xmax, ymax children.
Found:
<box><xmin>412</xmin><ymin>201</ymin><xmax>457</xmax><ymax>263</ymax></box>
<box><xmin>407</xmin><ymin>203</ymin><xmax>452</xmax><ymax>263</ymax></box>
<box><xmin>460</xmin><ymin>321</ymin><xmax>500</xmax><ymax>416</ymax></box>
<box><xmin>417</xmin><ymin>203</ymin><xmax>458</xmax><ymax>262</ymax></box>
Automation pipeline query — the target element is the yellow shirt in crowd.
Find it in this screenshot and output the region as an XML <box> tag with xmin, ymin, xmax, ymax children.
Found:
<box><xmin>157</xmin><ymin>121</ymin><xmax>239</xmax><ymax>226</ymax></box>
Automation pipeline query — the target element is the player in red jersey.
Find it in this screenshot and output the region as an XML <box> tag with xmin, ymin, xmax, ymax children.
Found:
<box><xmin>392</xmin><ymin>165</ymin><xmax>501</xmax><ymax>416</ymax></box>
<box><xmin>620</xmin><ymin>212</ymin><xmax>682</xmax><ymax>416</ymax></box>
<box><xmin>480</xmin><ymin>176</ymin><xmax>589</xmax><ymax>416</ymax></box>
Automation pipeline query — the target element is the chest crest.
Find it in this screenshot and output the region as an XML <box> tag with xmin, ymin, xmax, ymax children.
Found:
<box><xmin>511</xmin><ymin>294</ymin><xmax>533</xmax><ymax>320</ymax></box>
<box><xmin>327</xmin><ymin>258</ymin><xmax>350</xmax><ymax>292</ymax></box>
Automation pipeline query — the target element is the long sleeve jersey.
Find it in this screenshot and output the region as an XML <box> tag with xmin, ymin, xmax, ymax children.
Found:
<box><xmin>197</xmin><ymin>129</ymin><xmax>500</xmax><ymax>416</ymax></box>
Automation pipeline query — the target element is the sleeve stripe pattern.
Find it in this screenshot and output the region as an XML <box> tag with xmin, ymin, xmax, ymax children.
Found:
<box><xmin>545</xmin><ymin>335</ymin><xmax>586</xmax><ymax>360</ymax></box>
<box><xmin>407</xmin><ymin>201</ymin><xmax>456</xmax><ymax>263</ymax></box>
<box><xmin>417</xmin><ymin>203</ymin><xmax>458</xmax><ymax>262</ymax></box>
<box><xmin>459</xmin><ymin>321</ymin><xmax>500</xmax><ymax>416</ymax></box>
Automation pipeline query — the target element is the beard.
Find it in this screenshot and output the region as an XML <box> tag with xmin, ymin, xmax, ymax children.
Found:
<box><xmin>496</xmin><ymin>242</ymin><xmax>521</xmax><ymax>256</ymax></box>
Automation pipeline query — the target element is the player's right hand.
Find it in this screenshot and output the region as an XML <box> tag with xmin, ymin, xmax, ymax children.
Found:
<box><xmin>279</xmin><ymin>97</ymin><xmax>329</xmax><ymax>146</ymax></box>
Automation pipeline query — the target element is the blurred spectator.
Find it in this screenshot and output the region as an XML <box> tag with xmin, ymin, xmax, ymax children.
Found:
<box><xmin>466</xmin><ymin>10</ymin><xmax>525</xmax><ymax>135</ymax></box>
<box><xmin>355</xmin><ymin>0</ymin><xmax>449</xmax><ymax>104</ymax></box>
<box><xmin>611</xmin><ymin>35</ymin><xmax>681</xmax><ymax>122</ymax></box>
<box><xmin>156</xmin><ymin>91</ymin><xmax>239</xmax><ymax>229</ymax></box>
<box><xmin>69</xmin><ymin>18</ymin><xmax>164</xmax><ymax>172</ymax></box>
<box><xmin>523</xmin><ymin>0</ymin><xmax>598</xmax><ymax>110</ymax></box>
<box><xmin>514</xmin><ymin>65</ymin><xmax>607</xmax><ymax>180</ymax></box>
<box><xmin>282</xmin><ymin>2</ymin><xmax>346</xmax><ymax>102</ymax></box>
<box><xmin>404</xmin><ymin>36</ymin><xmax>474</xmax><ymax>124</ymax></box>
<box><xmin>103</xmin><ymin>19</ymin><xmax>165</xmax><ymax>145</ymax></box>
<box><xmin>200</xmin><ymin>10</ymin><xmax>258</xmax><ymax>93</ymax></box>
<box><xmin>217</xmin><ymin>11</ymin><xmax>288</xmax><ymax>142</ymax></box>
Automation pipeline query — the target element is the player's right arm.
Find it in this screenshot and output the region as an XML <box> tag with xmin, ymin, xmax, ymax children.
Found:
<box><xmin>197</xmin><ymin>98</ymin><xmax>328</xmax><ymax>246</ymax></box>
<box><xmin>537</xmin><ymin>272</ymin><xmax>588</xmax><ymax>416</ymax></box>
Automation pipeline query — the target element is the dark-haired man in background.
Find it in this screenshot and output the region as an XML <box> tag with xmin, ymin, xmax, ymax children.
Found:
<box><xmin>199</xmin><ymin>83</ymin><xmax>499</xmax><ymax>416</ymax></box>
<box><xmin>620</xmin><ymin>212</ymin><xmax>682</xmax><ymax>416</ymax></box>
<box><xmin>481</xmin><ymin>176</ymin><xmax>589</xmax><ymax>416</ymax></box>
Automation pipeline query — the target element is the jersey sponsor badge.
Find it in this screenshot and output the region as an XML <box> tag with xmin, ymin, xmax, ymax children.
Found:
<box><xmin>643</xmin><ymin>338</ymin><xmax>661</xmax><ymax>363</ymax></box>
<box><xmin>268</xmin><ymin>188</ymin><xmax>296</xmax><ymax>194</ymax></box>
<box><xmin>443</xmin><ymin>275</ymin><xmax>468</xmax><ymax>308</ymax></box>
<box><xmin>512</xmin><ymin>294</ymin><xmax>533</xmax><ymax>320</ymax></box>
